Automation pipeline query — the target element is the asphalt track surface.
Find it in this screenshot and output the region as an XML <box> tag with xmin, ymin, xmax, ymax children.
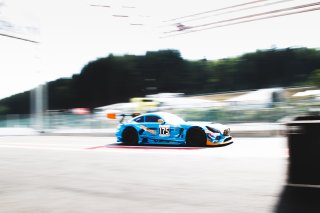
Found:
<box><xmin>0</xmin><ymin>136</ymin><xmax>292</xmax><ymax>213</ymax></box>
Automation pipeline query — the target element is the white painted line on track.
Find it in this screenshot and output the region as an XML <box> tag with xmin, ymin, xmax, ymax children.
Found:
<box><xmin>0</xmin><ymin>144</ymin><xmax>227</xmax><ymax>156</ymax></box>
<box><xmin>0</xmin><ymin>145</ymin><xmax>89</xmax><ymax>152</ymax></box>
<box><xmin>0</xmin><ymin>144</ymin><xmax>197</xmax><ymax>153</ymax></box>
<box><xmin>0</xmin><ymin>143</ymin><xmax>289</xmax><ymax>158</ymax></box>
<box><xmin>0</xmin><ymin>142</ymin><xmax>104</xmax><ymax>147</ymax></box>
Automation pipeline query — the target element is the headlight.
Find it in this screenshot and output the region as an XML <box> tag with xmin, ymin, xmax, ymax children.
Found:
<box><xmin>223</xmin><ymin>128</ymin><xmax>230</xmax><ymax>136</ymax></box>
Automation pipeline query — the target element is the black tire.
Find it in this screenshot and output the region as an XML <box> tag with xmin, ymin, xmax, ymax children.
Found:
<box><xmin>122</xmin><ymin>127</ymin><xmax>139</xmax><ymax>145</ymax></box>
<box><xmin>186</xmin><ymin>128</ymin><xmax>207</xmax><ymax>147</ymax></box>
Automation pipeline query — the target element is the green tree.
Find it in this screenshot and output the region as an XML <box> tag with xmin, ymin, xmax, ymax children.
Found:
<box><xmin>1</xmin><ymin>47</ymin><xmax>320</xmax><ymax>114</ymax></box>
<box><xmin>309</xmin><ymin>69</ymin><xmax>320</xmax><ymax>87</ymax></box>
<box><xmin>0</xmin><ymin>105</ymin><xmax>9</xmax><ymax>115</ymax></box>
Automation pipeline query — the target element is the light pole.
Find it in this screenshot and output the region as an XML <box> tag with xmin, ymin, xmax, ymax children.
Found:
<box><xmin>0</xmin><ymin>1</ymin><xmax>44</xmax><ymax>131</ymax></box>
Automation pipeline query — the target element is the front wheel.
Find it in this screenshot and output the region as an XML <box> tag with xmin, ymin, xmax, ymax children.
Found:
<box><xmin>186</xmin><ymin>128</ymin><xmax>207</xmax><ymax>147</ymax></box>
<box><xmin>122</xmin><ymin>127</ymin><xmax>139</xmax><ymax>145</ymax></box>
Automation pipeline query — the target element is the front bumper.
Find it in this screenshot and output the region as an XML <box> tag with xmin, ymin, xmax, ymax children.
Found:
<box><xmin>206</xmin><ymin>136</ymin><xmax>233</xmax><ymax>146</ymax></box>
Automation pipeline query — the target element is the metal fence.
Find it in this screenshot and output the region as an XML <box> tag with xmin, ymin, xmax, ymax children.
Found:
<box><xmin>0</xmin><ymin>101</ymin><xmax>318</xmax><ymax>130</ymax></box>
<box><xmin>0</xmin><ymin>113</ymin><xmax>118</xmax><ymax>129</ymax></box>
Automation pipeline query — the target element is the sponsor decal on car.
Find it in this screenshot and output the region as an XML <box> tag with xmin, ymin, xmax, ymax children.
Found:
<box><xmin>140</xmin><ymin>125</ymin><xmax>156</xmax><ymax>134</ymax></box>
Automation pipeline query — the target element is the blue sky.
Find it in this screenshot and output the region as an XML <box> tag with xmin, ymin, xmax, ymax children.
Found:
<box><xmin>0</xmin><ymin>0</ymin><xmax>320</xmax><ymax>99</ymax></box>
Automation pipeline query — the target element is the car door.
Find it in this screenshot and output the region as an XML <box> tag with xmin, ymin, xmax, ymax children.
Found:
<box><xmin>141</xmin><ymin>115</ymin><xmax>161</xmax><ymax>141</ymax></box>
<box><xmin>141</xmin><ymin>115</ymin><xmax>177</xmax><ymax>142</ymax></box>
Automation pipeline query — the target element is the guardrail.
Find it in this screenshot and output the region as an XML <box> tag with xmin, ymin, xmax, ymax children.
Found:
<box><xmin>0</xmin><ymin>101</ymin><xmax>316</xmax><ymax>129</ymax></box>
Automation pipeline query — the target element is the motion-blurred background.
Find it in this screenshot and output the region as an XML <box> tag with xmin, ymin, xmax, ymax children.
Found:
<box><xmin>1</xmin><ymin>0</ymin><xmax>320</xmax><ymax>130</ymax></box>
<box><xmin>1</xmin><ymin>2</ymin><xmax>320</xmax><ymax>212</ymax></box>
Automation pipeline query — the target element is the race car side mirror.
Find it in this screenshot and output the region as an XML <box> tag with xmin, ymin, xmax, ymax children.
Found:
<box><xmin>158</xmin><ymin>119</ymin><xmax>165</xmax><ymax>124</ymax></box>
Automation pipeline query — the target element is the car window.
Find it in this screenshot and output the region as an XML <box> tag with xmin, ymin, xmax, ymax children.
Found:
<box><xmin>145</xmin><ymin>115</ymin><xmax>161</xmax><ymax>123</ymax></box>
<box><xmin>134</xmin><ymin>116</ymin><xmax>144</xmax><ymax>123</ymax></box>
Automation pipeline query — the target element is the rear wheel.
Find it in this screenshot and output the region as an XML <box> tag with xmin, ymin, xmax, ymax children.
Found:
<box><xmin>186</xmin><ymin>128</ymin><xmax>207</xmax><ymax>147</ymax></box>
<box><xmin>122</xmin><ymin>127</ymin><xmax>139</xmax><ymax>145</ymax></box>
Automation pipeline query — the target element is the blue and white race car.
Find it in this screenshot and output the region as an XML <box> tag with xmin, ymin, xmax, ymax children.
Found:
<box><xmin>112</xmin><ymin>112</ymin><xmax>233</xmax><ymax>147</ymax></box>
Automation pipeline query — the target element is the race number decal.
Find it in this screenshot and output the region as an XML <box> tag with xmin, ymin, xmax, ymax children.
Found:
<box><xmin>159</xmin><ymin>125</ymin><xmax>170</xmax><ymax>136</ymax></box>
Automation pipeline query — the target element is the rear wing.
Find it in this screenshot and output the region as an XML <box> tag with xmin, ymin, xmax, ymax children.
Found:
<box><xmin>106</xmin><ymin>112</ymin><xmax>141</xmax><ymax>123</ymax></box>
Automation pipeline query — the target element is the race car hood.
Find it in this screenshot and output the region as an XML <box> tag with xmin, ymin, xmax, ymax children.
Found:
<box><xmin>186</xmin><ymin>122</ymin><xmax>229</xmax><ymax>133</ymax></box>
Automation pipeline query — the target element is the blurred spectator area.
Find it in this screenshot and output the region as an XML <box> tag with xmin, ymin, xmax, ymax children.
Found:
<box><xmin>0</xmin><ymin>87</ymin><xmax>319</xmax><ymax>129</ymax></box>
